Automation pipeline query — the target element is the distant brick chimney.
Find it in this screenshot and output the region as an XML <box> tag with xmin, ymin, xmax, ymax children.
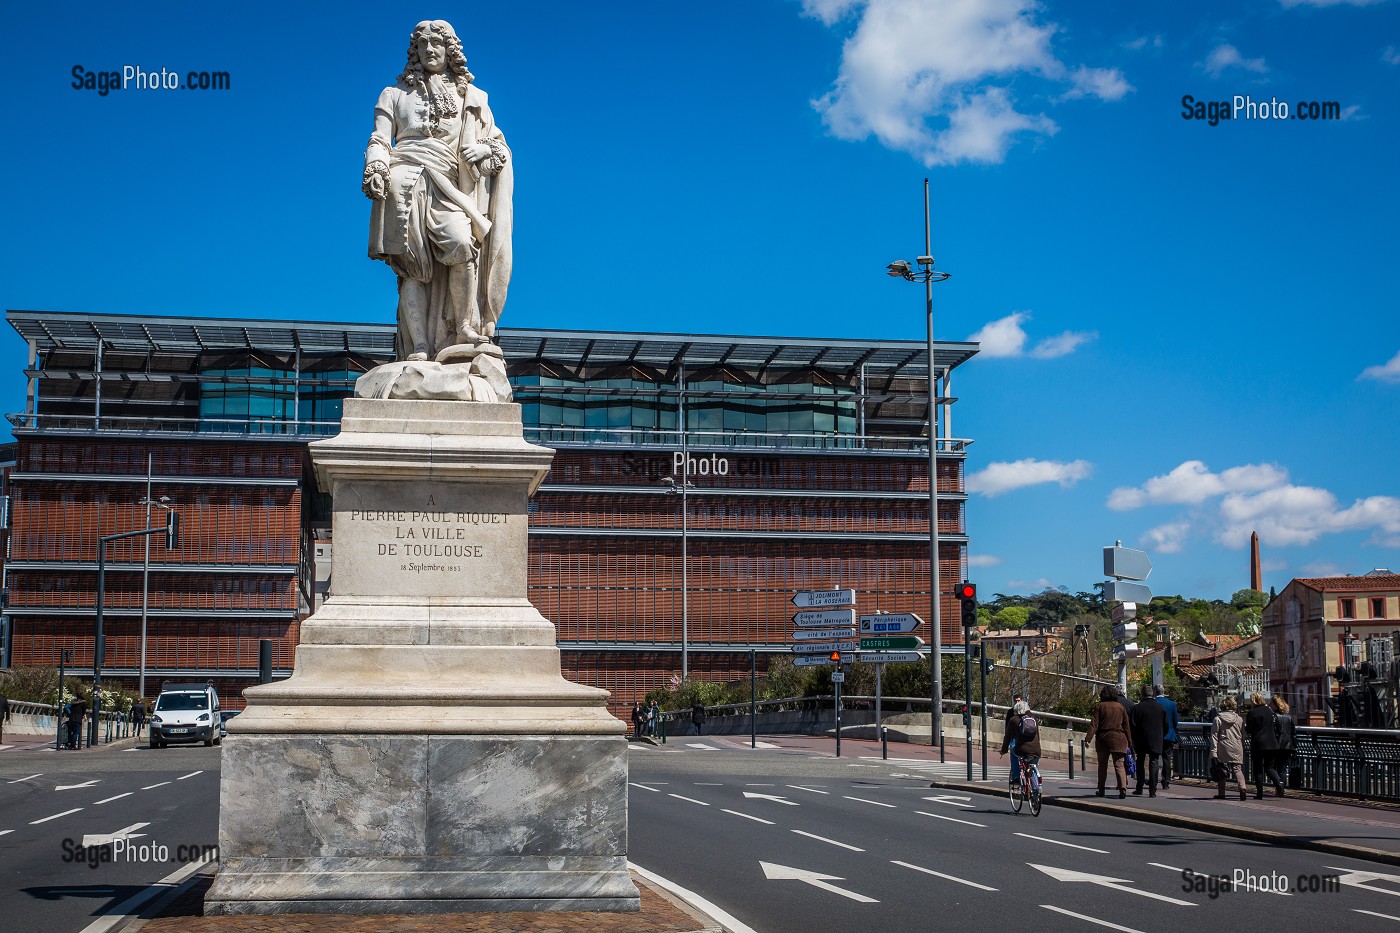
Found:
<box><xmin>1250</xmin><ymin>531</ymin><xmax>1262</xmax><ymax>593</ymax></box>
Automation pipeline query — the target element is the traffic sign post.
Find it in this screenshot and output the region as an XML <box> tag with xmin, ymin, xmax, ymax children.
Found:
<box><xmin>793</xmin><ymin>609</ymin><xmax>856</xmax><ymax>628</ymax></box>
<box><xmin>791</xmin><ymin>641</ymin><xmax>858</xmax><ymax>654</ymax></box>
<box><xmin>1104</xmin><ymin>542</ymin><xmax>1152</xmax><ymax>692</ymax></box>
<box><xmin>794</xmin><ymin>655</ymin><xmax>844</xmax><ymax>667</ymax></box>
<box><xmin>791</xmin><ymin>628</ymin><xmax>857</xmax><ymax>641</ymax></box>
<box><xmin>792</xmin><ymin>589</ymin><xmax>856</xmax><ymax>609</ymax></box>
<box><xmin>859</xmin><ymin>636</ymin><xmax>924</xmax><ymax>651</ymax></box>
<box><xmin>857</xmin><ymin>651</ymin><xmax>924</xmax><ymax>663</ymax></box>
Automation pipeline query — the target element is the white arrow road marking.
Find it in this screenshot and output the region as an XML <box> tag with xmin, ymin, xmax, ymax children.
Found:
<box><xmin>1015</xmin><ymin>833</ymin><xmax>1109</xmax><ymax>854</ymax></box>
<box><xmin>922</xmin><ymin>794</ymin><xmax>975</xmax><ymax>809</ymax></box>
<box><xmin>791</xmin><ymin>830</ymin><xmax>863</xmax><ymax>852</ymax></box>
<box><xmin>94</xmin><ymin>793</ymin><xmax>134</xmax><ymax>805</ymax></box>
<box><xmin>55</xmin><ymin>780</ymin><xmax>100</xmax><ymax>791</ymax></box>
<box><xmin>1030</xmin><ymin>863</ymin><xmax>1195</xmax><ymax>906</ymax></box>
<box><xmin>721</xmin><ymin>809</ymin><xmax>775</xmax><ymax>825</ymax></box>
<box><xmin>81</xmin><ymin>822</ymin><xmax>150</xmax><ymax>847</ymax></box>
<box><xmin>893</xmin><ymin>859</ymin><xmax>998</xmax><ymax>891</ymax></box>
<box><xmin>743</xmin><ymin>792</ymin><xmax>798</xmax><ymax>806</ymax></box>
<box><xmin>844</xmin><ymin>795</ymin><xmax>896</xmax><ymax>808</ymax></box>
<box><xmin>7</xmin><ymin>774</ymin><xmax>41</xmax><ymax>783</ymax></box>
<box><xmin>760</xmin><ymin>861</ymin><xmax>878</xmax><ymax>903</ymax></box>
<box><xmin>1354</xmin><ymin>909</ymin><xmax>1400</xmax><ymax>922</ymax></box>
<box><xmin>1041</xmin><ymin>905</ymin><xmax>1145</xmax><ymax>932</ymax></box>
<box><xmin>31</xmin><ymin>808</ymin><xmax>83</xmax><ymax>824</ymax></box>
<box><xmin>916</xmin><ymin>810</ymin><xmax>986</xmax><ymax>828</ymax></box>
<box><xmin>1326</xmin><ymin>866</ymin><xmax>1400</xmax><ymax>898</ymax></box>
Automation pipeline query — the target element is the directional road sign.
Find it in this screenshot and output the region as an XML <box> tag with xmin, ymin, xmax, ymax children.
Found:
<box><xmin>1112</xmin><ymin>642</ymin><xmax>1141</xmax><ymax>660</ymax></box>
<box><xmin>791</xmin><ymin>641</ymin><xmax>858</xmax><ymax>654</ymax></box>
<box><xmin>790</xmin><ymin>628</ymin><xmax>857</xmax><ymax>641</ymax></box>
<box><xmin>793</xmin><ymin>656</ymin><xmax>842</xmax><ymax>667</ymax></box>
<box><xmin>1104</xmin><ymin>546</ymin><xmax>1152</xmax><ymax>581</ymax></box>
<box><xmin>1110</xmin><ymin>602</ymin><xmax>1137</xmax><ymax>622</ymax></box>
<box><xmin>858</xmin><ymin>612</ymin><xmax>924</xmax><ymax>634</ymax></box>
<box><xmin>830</xmin><ymin>671</ymin><xmax>845</xmax><ymax>683</ymax></box>
<box><xmin>1104</xmin><ymin>580</ymin><xmax>1152</xmax><ymax>605</ymax></box>
<box><xmin>859</xmin><ymin>636</ymin><xmax>924</xmax><ymax>651</ymax></box>
<box><xmin>1111</xmin><ymin>622</ymin><xmax>1138</xmax><ymax>642</ymax></box>
<box><xmin>858</xmin><ymin>651</ymin><xmax>924</xmax><ymax>664</ymax></box>
<box><xmin>792</xmin><ymin>589</ymin><xmax>856</xmax><ymax>609</ymax></box>
<box><xmin>792</xmin><ymin>609</ymin><xmax>856</xmax><ymax>628</ymax></box>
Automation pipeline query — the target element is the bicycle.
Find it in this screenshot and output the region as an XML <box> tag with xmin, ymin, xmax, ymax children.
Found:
<box><xmin>1008</xmin><ymin>756</ymin><xmax>1042</xmax><ymax>816</ymax></box>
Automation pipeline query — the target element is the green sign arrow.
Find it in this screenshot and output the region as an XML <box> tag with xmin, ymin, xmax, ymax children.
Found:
<box><xmin>859</xmin><ymin>636</ymin><xmax>924</xmax><ymax>651</ymax></box>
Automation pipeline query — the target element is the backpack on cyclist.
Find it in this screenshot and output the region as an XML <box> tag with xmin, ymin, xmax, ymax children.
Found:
<box><xmin>1018</xmin><ymin>713</ymin><xmax>1039</xmax><ymax>739</ymax></box>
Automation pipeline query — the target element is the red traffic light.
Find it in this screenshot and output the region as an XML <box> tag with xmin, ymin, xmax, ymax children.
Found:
<box><xmin>956</xmin><ymin>582</ymin><xmax>977</xmax><ymax>600</ymax></box>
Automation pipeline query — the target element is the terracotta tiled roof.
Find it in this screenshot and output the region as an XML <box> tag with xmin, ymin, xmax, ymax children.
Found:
<box><xmin>1200</xmin><ymin>633</ymin><xmax>1261</xmax><ymax>652</ymax></box>
<box><xmin>1180</xmin><ymin>663</ymin><xmax>1268</xmax><ymax>679</ymax></box>
<box><xmin>1294</xmin><ymin>574</ymin><xmax>1400</xmax><ymax>592</ymax></box>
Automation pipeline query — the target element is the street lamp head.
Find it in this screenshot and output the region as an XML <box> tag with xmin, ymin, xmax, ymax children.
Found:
<box><xmin>886</xmin><ymin>260</ymin><xmax>912</xmax><ymax>278</ymax></box>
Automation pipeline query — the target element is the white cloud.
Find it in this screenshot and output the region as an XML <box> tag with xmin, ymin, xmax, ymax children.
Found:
<box><xmin>1107</xmin><ymin>460</ymin><xmax>1288</xmax><ymax>510</ymax></box>
<box><xmin>969</xmin><ymin>312</ymin><xmax>1096</xmax><ymax>359</ymax></box>
<box><xmin>1062</xmin><ymin>66</ymin><xmax>1134</xmax><ymax>102</ymax></box>
<box><xmin>966</xmin><ymin>458</ymin><xmax>1093</xmax><ymax>497</ymax></box>
<box><xmin>1360</xmin><ymin>350</ymin><xmax>1400</xmax><ymax>383</ymax></box>
<box><xmin>1202</xmin><ymin>43</ymin><xmax>1268</xmax><ymax>78</ymax></box>
<box><xmin>803</xmin><ymin>0</ymin><xmax>1130</xmax><ymax>167</ymax></box>
<box><xmin>1385</xmin><ymin>46</ymin><xmax>1400</xmax><ymax>66</ymax></box>
<box><xmin>968</xmin><ymin>554</ymin><xmax>1003</xmax><ymax>567</ymax></box>
<box><xmin>1124</xmin><ymin>35</ymin><xmax>1165</xmax><ymax>51</ymax></box>
<box><xmin>1217</xmin><ymin>487</ymin><xmax>1400</xmax><ymax>548</ymax></box>
<box><xmin>1142</xmin><ymin>520</ymin><xmax>1192</xmax><ymax>554</ymax></box>
<box><xmin>1009</xmin><ymin>577</ymin><xmax>1056</xmax><ymax>590</ymax></box>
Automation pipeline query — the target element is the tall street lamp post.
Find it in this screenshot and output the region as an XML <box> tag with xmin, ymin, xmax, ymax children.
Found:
<box><xmin>887</xmin><ymin>178</ymin><xmax>952</xmax><ymax>762</ymax></box>
<box><xmin>661</xmin><ymin>474</ymin><xmax>696</xmax><ymax>679</ymax></box>
<box><xmin>137</xmin><ymin>484</ymin><xmax>173</xmax><ymax>701</ymax></box>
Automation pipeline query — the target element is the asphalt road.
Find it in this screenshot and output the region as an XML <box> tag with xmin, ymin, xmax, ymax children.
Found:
<box><xmin>627</xmin><ymin>736</ymin><xmax>1400</xmax><ymax>933</ymax></box>
<box><xmin>0</xmin><ymin>740</ymin><xmax>221</xmax><ymax>933</ymax></box>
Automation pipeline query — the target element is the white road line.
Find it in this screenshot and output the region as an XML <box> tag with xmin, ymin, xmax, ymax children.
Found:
<box><xmin>176</xmin><ymin>771</ymin><xmax>203</xmax><ymax>780</ymax></box>
<box><xmin>0</xmin><ymin>830</ymin><xmax>12</xmax><ymax>837</ymax></box>
<box><xmin>141</xmin><ymin>782</ymin><xmax>171</xmax><ymax>790</ymax></box>
<box><xmin>1354</xmin><ymin>909</ymin><xmax>1400</xmax><ymax>922</ymax></box>
<box><xmin>686</xmin><ymin>743</ymin><xmax>718</xmax><ymax>750</ymax></box>
<box><xmin>7</xmin><ymin>774</ymin><xmax>41</xmax><ymax>783</ymax></box>
<box><xmin>791</xmin><ymin>830</ymin><xmax>863</xmax><ymax>852</ymax></box>
<box><xmin>893</xmin><ymin>859</ymin><xmax>998</xmax><ymax>891</ymax></box>
<box><xmin>634</xmin><ymin>781</ymin><xmax>668</xmax><ymax>785</ymax></box>
<box><xmin>916</xmin><ymin>810</ymin><xmax>987</xmax><ymax>828</ymax></box>
<box><xmin>31</xmin><ymin>808</ymin><xmax>83</xmax><ymax>824</ymax></box>
<box><xmin>843</xmin><ymin>795</ymin><xmax>896</xmax><ymax>808</ymax></box>
<box><xmin>694</xmin><ymin>782</ymin><xmax>723</xmax><ymax>786</ymax></box>
<box><xmin>629</xmin><ymin>862</ymin><xmax>760</xmax><ymax>933</ymax></box>
<box><xmin>1041</xmin><ymin>905</ymin><xmax>1144</xmax><ymax>932</ymax></box>
<box><xmin>667</xmin><ymin>794</ymin><xmax>710</xmax><ymax>806</ymax></box>
<box><xmin>94</xmin><ymin>793</ymin><xmax>134</xmax><ymax>805</ymax></box>
<box><xmin>77</xmin><ymin>854</ymin><xmax>214</xmax><ymax>933</ymax></box>
<box><xmin>0</xmin><ymin>744</ymin><xmax>13</xmax><ymax>750</ymax></box>
<box><xmin>721</xmin><ymin>809</ymin><xmax>775</xmax><ymax>825</ymax></box>
<box><xmin>1148</xmin><ymin>862</ymin><xmax>1183</xmax><ymax>872</ymax></box>
<box><xmin>628</xmin><ymin>782</ymin><xmax>661</xmax><ymax>792</ymax></box>
<box><xmin>744</xmin><ymin>783</ymin><xmax>776</xmax><ymax>786</ymax></box>
<box><xmin>124</xmin><ymin>747</ymin><xmax>139</xmax><ymax>751</ymax></box>
<box><xmin>786</xmin><ymin>785</ymin><xmax>829</xmax><ymax>794</ymax></box>
<box><xmin>1014</xmin><ymin>833</ymin><xmax>1109</xmax><ymax>854</ymax></box>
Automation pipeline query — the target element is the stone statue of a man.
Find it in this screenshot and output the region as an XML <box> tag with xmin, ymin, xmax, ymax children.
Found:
<box><xmin>363</xmin><ymin>20</ymin><xmax>513</xmax><ymax>364</ymax></box>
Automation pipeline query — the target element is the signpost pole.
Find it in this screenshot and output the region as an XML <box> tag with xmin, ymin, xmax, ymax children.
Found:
<box><xmin>964</xmin><ymin>639</ymin><xmax>973</xmax><ymax>781</ymax></box>
<box><xmin>979</xmin><ymin>649</ymin><xmax>988</xmax><ymax>781</ymax></box>
<box><xmin>835</xmin><ymin>675</ymin><xmax>842</xmax><ymax>759</ymax></box>
<box><xmin>875</xmin><ymin>662</ymin><xmax>883</xmax><ymax>751</ymax></box>
<box><xmin>750</xmin><ymin>648</ymin><xmax>757</xmax><ymax>750</ymax></box>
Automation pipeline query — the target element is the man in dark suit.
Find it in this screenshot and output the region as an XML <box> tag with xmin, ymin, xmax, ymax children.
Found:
<box><xmin>1129</xmin><ymin>686</ymin><xmax>1168</xmax><ymax>797</ymax></box>
<box><xmin>0</xmin><ymin>694</ymin><xmax>10</xmax><ymax>744</ymax></box>
<box><xmin>1153</xmin><ymin>685</ymin><xmax>1180</xmax><ymax>788</ymax></box>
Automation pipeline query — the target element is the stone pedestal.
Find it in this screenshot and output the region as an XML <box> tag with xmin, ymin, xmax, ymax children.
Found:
<box><xmin>206</xmin><ymin>400</ymin><xmax>638</xmax><ymax>915</ymax></box>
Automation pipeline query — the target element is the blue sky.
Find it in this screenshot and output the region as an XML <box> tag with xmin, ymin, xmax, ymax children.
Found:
<box><xmin>1</xmin><ymin>1</ymin><xmax>1396</xmax><ymax>602</ymax></box>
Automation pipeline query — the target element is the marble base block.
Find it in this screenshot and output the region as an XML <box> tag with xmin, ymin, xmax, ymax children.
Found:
<box><xmin>206</xmin><ymin>734</ymin><xmax>638</xmax><ymax>914</ymax></box>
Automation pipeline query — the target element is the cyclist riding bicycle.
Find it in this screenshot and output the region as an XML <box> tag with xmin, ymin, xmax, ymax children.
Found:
<box><xmin>999</xmin><ymin>700</ymin><xmax>1042</xmax><ymax>787</ymax></box>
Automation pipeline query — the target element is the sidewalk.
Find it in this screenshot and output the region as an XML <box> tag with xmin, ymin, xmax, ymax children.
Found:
<box><xmin>0</xmin><ymin>731</ymin><xmax>145</xmax><ymax>753</ymax></box>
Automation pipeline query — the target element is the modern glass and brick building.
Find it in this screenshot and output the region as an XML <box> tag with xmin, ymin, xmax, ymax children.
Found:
<box><xmin>1</xmin><ymin>309</ymin><xmax>977</xmax><ymax>711</ymax></box>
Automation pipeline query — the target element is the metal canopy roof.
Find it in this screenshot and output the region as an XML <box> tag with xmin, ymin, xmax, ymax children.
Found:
<box><xmin>7</xmin><ymin>310</ymin><xmax>977</xmax><ymax>377</ymax></box>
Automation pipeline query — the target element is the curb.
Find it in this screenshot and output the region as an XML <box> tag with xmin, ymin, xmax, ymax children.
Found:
<box><xmin>927</xmin><ymin>777</ymin><xmax>1400</xmax><ymax>868</ymax></box>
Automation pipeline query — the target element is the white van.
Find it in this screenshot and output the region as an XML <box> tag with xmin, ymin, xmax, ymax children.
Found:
<box><xmin>149</xmin><ymin>683</ymin><xmax>222</xmax><ymax>748</ymax></box>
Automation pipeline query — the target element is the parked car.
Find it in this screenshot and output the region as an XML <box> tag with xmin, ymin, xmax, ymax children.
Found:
<box><xmin>149</xmin><ymin>683</ymin><xmax>222</xmax><ymax>748</ymax></box>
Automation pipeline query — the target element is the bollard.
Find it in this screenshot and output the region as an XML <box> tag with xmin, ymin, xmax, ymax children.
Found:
<box><xmin>1068</xmin><ymin>730</ymin><xmax>1075</xmax><ymax>779</ymax></box>
<box><xmin>881</xmin><ymin>726</ymin><xmax>889</xmax><ymax>760</ymax></box>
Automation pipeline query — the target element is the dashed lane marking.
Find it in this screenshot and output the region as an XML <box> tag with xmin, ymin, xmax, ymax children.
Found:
<box><xmin>7</xmin><ymin>774</ymin><xmax>41</xmax><ymax>783</ymax></box>
<box><xmin>628</xmin><ymin>783</ymin><xmax>661</xmax><ymax>792</ymax></box>
<box><xmin>893</xmin><ymin>859</ymin><xmax>998</xmax><ymax>891</ymax></box>
<box><xmin>791</xmin><ymin>829</ymin><xmax>863</xmax><ymax>852</ymax></box>
<box><xmin>844</xmin><ymin>795</ymin><xmax>896</xmax><ymax>808</ymax></box>
<box><xmin>141</xmin><ymin>782</ymin><xmax>170</xmax><ymax>790</ymax></box>
<box><xmin>94</xmin><ymin>793</ymin><xmax>134</xmax><ymax>805</ymax></box>
<box><xmin>916</xmin><ymin>810</ymin><xmax>986</xmax><ymax>828</ymax></box>
<box><xmin>1014</xmin><ymin>833</ymin><xmax>1109</xmax><ymax>854</ymax></box>
<box><xmin>176</xmin><ymin>771</ymin><xmax>202</xmax><ymax>780</ymax></box>
<box><xmin>31</xmin><ymin>808</ymin><xmax>83</xmax><ymax>824</ymax></box>
<box><xmin>1354</xmin><ymin>910</ymin><xmax>1400</xmax><ymax>922</ymax></box>
<box><xmin>786</xmin><ymin>785</ymin><xmax>829</xmax><ymax>794</ymax></box>
<box><xmin>667</xmin><ymin>794</ymin><xmax>710</xmax><ymax>806</ymax></box>
<box><xmin>1041</xmin><ymin>905</ymin><xmax>1144</xmax><ymax>932</ymax></box>
<box><xmin>721</xmin><ymin>809</ymin><xmax>775</xmax><ymax>826</ymax></box>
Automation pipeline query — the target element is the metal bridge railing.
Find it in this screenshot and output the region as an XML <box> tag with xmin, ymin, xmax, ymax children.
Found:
<box><xmin>1176</xmin><ymin>722</ymin><xmax>1400</xmax><ymax>802</ymax></box>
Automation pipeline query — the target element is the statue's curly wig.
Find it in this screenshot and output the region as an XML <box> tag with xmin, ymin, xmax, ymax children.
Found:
<box><xmin>400</xmin><ymin>20</ymin><xmax>473</xmax><ymax>97</ymax></box>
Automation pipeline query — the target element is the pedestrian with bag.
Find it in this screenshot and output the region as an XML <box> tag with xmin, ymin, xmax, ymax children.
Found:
<box><xmin>1154</xmin><ymin>685</ymin><xmax>1179</xmax><ymax>789</ymax></box>
<box><xmin>1270</xmin><ymin>696</ymin><xmax>1296</xmax><ymax>797</ymax></box>
<box><xmin>1085</xmin><ymin>685</ymin><xmax>1132</xmax><ymax>799</ymax></box>
<box><xmin>1130</xmin><ymin>686</ymin><xmax>1168</xmax><ymax>797</ymax></box>
<box><xmin>630</xmin><ymin>703</ymin><xmax>644</xmax><ymax>739</ymax></box>
<box><xmin>1243</xmin><ymin>691</ymin><xmax>1283</xmax><ymax>798</ymax></box>
<box><xmin>691</xmin><ymin>702</ymin><xmax>706</xmax><ymax>736</ymax></box>
<box><xmin>1000</xmin><ymin>700</ymin><xmax>1041</xmax><ymax>786</ymax></box>
<box><xmin>1210</xmin><ymin>696</ymin><xmax>1248</xmax><ymax>800</ymax></box>
<box><xmin>646</xmin><ymin>699</ymin><xmax>660</xmax><ymax>739</ymax></box>
<box><xmin>0</xmin><ymin>694</ymin><xmax>10</xmax><ymax>745</ymax></box>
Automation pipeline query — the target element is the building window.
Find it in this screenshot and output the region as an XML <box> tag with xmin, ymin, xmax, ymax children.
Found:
<box><xmin>1339</xmin><ymin>597</ymin><xmax>1356</xmax><ymax>619</ymax></box>
<box><xmin>1372</xmin><ymin>597</ymin><xmax>1386</xmax><ymax>619</ymax></box>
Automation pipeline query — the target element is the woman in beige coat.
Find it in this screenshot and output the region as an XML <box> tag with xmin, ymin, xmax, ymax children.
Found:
<box><xmin>1210</xmin><ymin>696</ymin><xmax>1248</xmax><ymax>800</ymax></box>
<box><xmin>1085</xmin><ymin>685</ymin><xmax>1133</xmax><ymax>799</ymax></box>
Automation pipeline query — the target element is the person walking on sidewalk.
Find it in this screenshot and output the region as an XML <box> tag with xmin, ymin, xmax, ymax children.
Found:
<box><xmin>1244</xmin><ymin>692</ymin><xmax>1284</xmax><ymax>798</ymax></box>
<box><xmin>1130</xmin><ymin>686</ymin><xmax>1167</xmax><ymax>797</ymax></box>
<box><xmin>130</xmin><ymin>700</ymin><xmax>146</xmax><ymax>736</ymax></box>
<box><xmin>1270</xmin><ymin>696</ymin><xmax>1296</xmax><ymax>797</ymax></box>
<box><xmin>691</xmin><ymin>703</ymin><xmax>706</xmax><ymax>736</ymax></box>
<box><xmin>630</xmin><ymin>703</ymin><xmax>644</xmax><ymax>739</ymax></box>
<box><xmin>0</xmin><ymin>694</ymin><xmax>10</xmax><ymax>744</ymax></box>
<box><xmin>1085</xmin><ymin>685</ymin><xmax>1133</xmax><ymax>799</ymax></box>
<box><xmin>1210</xmin><ymin>696</ymin><xmax>1248</xmax><ymax>800</ymax></box>
<box><xmin>1154</xmin><ymin>685</ymin><xmax>1179</xmax><ymax>789</ymax></box>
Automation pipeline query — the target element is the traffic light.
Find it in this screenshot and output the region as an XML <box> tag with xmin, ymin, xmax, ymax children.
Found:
<box><xmin>166</xmin><ymin>510</ymin><xmax>180</xmax><ymax>549</ymax></box>
<box><xmin>956</xmin><ymin>582</ymin><xmax>977</xmax><ymax>628</ymax></box>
